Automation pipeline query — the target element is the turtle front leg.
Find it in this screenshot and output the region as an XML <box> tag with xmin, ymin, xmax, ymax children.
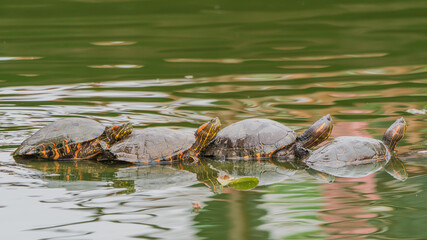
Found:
<box><xmin>183</xmin><ymin>150</ymin><xmax>200</xmax><ymax>164</ymax></box>
<box><xmin>96</xmin><ymin>141</ymin><xmax>117</xmax><ymax>161</ymax></box>
<box><xmin>76</xmin><ymin>140</ymin><xmax>111</xmax><ymax>160</ymax></box>
<box><xmin>294</xmin><ymin>143</ymin><xmax>311</xmax><ymax>160</ymax></box>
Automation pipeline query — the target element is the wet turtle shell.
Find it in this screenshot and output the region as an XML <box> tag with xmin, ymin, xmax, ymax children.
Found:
<box><xmin>103</xmin><ymin>117</ymin><xmax>221</xmax><ymax>164</ymax></box>
<box><xmin>13</xmin><ymin>118</ymin><xmax>132</xmax><ymax>160</ymax></box>
<box><xmin>304</xmin><ymin>136</ymin><xmax>391</xmax><ymax>177</ymax></box>
<box><xmin>202</xmin><ymin>115</ymin><xmax>333</xmax><ymax>160</ymax></box>
<box><xmin>14</xmin><ymin>118</ymin><xmax>105</xmax><ymax>155</ymax></box>
<box><xmin>107</xmin><ymin>128</ymin><xmax>196</xmax><ymax>163</ymax></box>
<box><xmin>202</xmin><ymin>119</ymin><xmax>299</xmax><ymax>159</ymax></box>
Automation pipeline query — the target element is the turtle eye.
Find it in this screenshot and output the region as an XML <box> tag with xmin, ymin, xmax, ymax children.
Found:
<box><xmin>112</xmin><ymin>125</ymin><xmax>119</xmax><ymax>130</ymax></box>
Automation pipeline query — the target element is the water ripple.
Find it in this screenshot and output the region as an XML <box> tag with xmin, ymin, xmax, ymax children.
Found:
<box><xmin>235</xmin><ymin>65</ymin><xmax>427</xmax><ymax>81</ymax></box>
<box><xmin>90</xmin><ymin>41</ymin><xmax>137</xmax><ymax>46</ymax></box>
<box><xmin>88</xmin><ymin>65</ymin><xmax>143</xmax><ymax>69</ymax></box>
<box><xmin>0</xmin><ymin>56</ymin><xmax>42</xmax><ymax>61</ymax></box>
<box><xmin>165</xmin><ymin>53</ymin><xmax>387</xmax><ymax>64</ymax></box>
<box><xmin>1</xmin><ymin>0</ymin><xmax>427</xmax><ymax>239</ymax></box>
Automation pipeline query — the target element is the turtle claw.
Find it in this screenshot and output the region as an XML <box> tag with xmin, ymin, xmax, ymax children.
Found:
<box><xmin>97</xmin><ymin>141</ymin><xmax>116</xmax><ymax>161</ymax></box>
<box><xmin>295</xmin><ymin>147</ymin><xmax>311</xmax><ymax>159</ymax></box>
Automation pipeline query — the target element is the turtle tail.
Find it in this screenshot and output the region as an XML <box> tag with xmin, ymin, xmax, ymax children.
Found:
<box><xmin>297</xmin><ymin>114</ymin><xmax>334</xmax><ymax>149</ymax></box>
<box><xmin>382</xmin><ymin>117</ymin><xmax>407</xmax><ymax>151</ymax></box>
<box><xmin>186</xmin><ymin>117</ymin><xmax>221</xmax><ymax>161</ymax></box>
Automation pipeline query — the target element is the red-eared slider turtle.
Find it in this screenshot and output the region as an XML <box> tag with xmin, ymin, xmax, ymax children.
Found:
<box><xmin>202</xmin><ymin>114</ymin><xmax>333</xmax><ymax>160</ymax></box>
<box><xmin>13</xmin><ymin>118</ymin><xmax>133</xmax><ymax>160</ymax></box>
<box><xmin>101</xmin><ymin>117</ymin><xmax>221</xmax><ymax>164</ymax></box>
<box><xmin>304</xmin><ymin>117</ymin><xmax>407</xmax><ymax>177</ymax></box>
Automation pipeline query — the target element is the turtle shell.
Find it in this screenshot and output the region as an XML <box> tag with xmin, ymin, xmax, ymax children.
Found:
<box><xmin>202</xmin><ymin>118</ymin><xmax>298</xmax><ymax>158</ymax></box>
<box><xmin>108</xmin><ymin>128</ymin><xmax>195</xmax><ymax>164</ymax></box>
<box><xmin>305</xmin><ymin>136</ymin><xmax>391</xmax><ymax>178</ymax></box>
<box><xmin>14</xmin><ymin>118</ymin><xmax>106</xmax><ymax>156</ymax></box>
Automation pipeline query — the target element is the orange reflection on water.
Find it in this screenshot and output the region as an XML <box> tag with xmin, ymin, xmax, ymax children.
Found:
<box><xmin>321</xmin><ymin>176</ymin><xmax>381</xmax><ymax>238</ymax></box>
<box><xmin>330</xmin><ymin>121</ymin><xmax>370</xmax><ymax>139</ymax></box>
<box><xmin>329</xmin><ymin>93</ymin><xmax>375</xmax><ymax>98</ymax></box>
<box><xmin>338</xmin><ymin>110</ymin><xmax>374</xmax><ymax>114</ymax></box>
<box><xmin>235</xmin><ymin>65</ymin><xmax>426</xmax><ymax>81</ymax></box>
<box><xmin>320</xmin><ymin>122</ymin><xmax>380</xmax><ymax>239</ymax></box>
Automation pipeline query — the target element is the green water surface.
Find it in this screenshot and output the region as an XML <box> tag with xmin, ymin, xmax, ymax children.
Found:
<box><xmin>1</xmin><ymin>0</ymin><xmax>426</xmax><ymax>239</ymax></box>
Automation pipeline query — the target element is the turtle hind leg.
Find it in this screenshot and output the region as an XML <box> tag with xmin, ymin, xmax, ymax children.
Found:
<box><xmin>272</xmin><ymin>144</ymin><xmax>309</xmax><ymax>160</ymax></box>
<box><xmin>97</xmin><ymin>149</ymin><xmax>117</xmax><ymax>161</ymax></box>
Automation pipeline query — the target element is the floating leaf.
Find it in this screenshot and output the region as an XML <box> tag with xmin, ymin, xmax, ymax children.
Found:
<box><xmin>228</xmin><ymin>177</ymin><xmax>259</xmax><ymax>191</ymax></box>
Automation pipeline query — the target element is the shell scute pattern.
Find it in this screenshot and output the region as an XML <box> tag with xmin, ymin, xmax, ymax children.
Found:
<box><xmin>204</xmin><ymin>119</ymin><xmax>297</xmax><ymax>158</ymax></box>
<box><xmin>14</xmin><ymin>118</ymin><xmax>133</xmax><ymax>160</ymax></box>
<box><xmin>307</xmin><ymin>136</ymin><xmax>390</xmax><ymax>169</ymax></box>
<box><xmin>305</xmin><ymin>136</ymin><xmax>393</xmax><ymax>178</ymax></box>
<box><xmin>109</xmin><ymin>128</ymin><xmax>195</xmax><ymax>163</ymax></box>
<box><xmin>15</xmin><ymin>118</ymin><xmax>105</xmax><ymax>156</ymax></box>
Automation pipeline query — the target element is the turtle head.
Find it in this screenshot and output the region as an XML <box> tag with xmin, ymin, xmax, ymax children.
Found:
<box><xmin>13</xmin><ymin>144</ymin><xmax>50</xmax><ymax>159</ymax></box>
<box><xmin>105</xmin><ymin>123</ymin><xmax>133</xmax><ymax>143</ymax></box>
<box><xmin>382</xmin><ymin>117</ymin><xmax>406</xmax><ymax>151</ymax></box>
<box><xmin>297</xmin><ymin>114</ymin><xmax>333</xmax><ymax>149</ymax></box>
<box><xmin>192</xmin><ymin>117</ymin><xmax>221</xmax><ymax>154</ymax></box>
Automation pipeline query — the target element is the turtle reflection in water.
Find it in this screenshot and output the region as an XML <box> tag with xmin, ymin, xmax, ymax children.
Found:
<box><xmin>203</xmin><ymin>114</ymin><xmax>333</xmax><ymax>160</ymax></box>
<box><xmin>14</xmin><ymin>159</ymin><xmax>136</xmax><ymax>193</ymax></box>
<box><xmin>207</xmin><ymin>159</ymin><xmax>303</xmax><ymax>186</ymax></box>
<box><xmin>16</xmin><ymin>156</ymin><xmax>261</xmax><ymax>194</ymax></box>
<box><xmin>115</xmin><ymin>161</ymin><xmax>261</xmax><ymax>193</ymax></box>
<box><xmin>100</xmin><ymin>117</ymin><xmax>221</xmax><ymax>164</ymax></box>
<box><xmin>305</xmin><ymin>117</ymin><xmax>408</xmax><ymax>181</ymax></box>
<box><xmin>13</xmin><ymin>118</ymin><xmax>133</xmax><ymax>161</ymax></box>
